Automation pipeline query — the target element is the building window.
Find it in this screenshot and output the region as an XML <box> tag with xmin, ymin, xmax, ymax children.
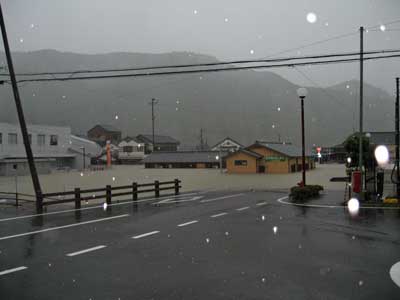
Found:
<box><xmin>37</xmin><ymin>134</ymin><xmax>45</xmax><ymax>146</ymax></box>
<box><xmin>8</xmin><ymin>133</ymin><xmax>17</xmax><ymax>145</ymax></box>
<box><xmin>234</xmin><ymin>160</ymin><xmax>248</xmax><ymax>166</ymax></box>
<box><xmin>28</xmin><ymin>134</ymin><xmax>32</xmax><ymax>144</ymax></box>
<box><xmin>50</xmin><ymin>135</ymin><xmax>58</xmax><ymax>146</ymax></box>
<box><xmin>123</xmin><ymin>146</ymin><xmax>133</xmax><ymax>153</ymax></box>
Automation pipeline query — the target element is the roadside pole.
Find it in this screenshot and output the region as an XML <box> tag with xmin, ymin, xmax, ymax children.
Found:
<box><xmin>0</xmin><ymin>4</ymin><xmax>43</xmax><ymax>212</ymax></box>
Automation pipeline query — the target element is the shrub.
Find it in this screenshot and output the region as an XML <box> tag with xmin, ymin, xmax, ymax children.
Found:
<box><xmin>290</xmin><ymin>185</ymin><xmax>324</xmax><ymax>202</ymax></box>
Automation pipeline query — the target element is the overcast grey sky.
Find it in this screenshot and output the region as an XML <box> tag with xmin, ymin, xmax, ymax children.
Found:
<box><xmin>2</xmin><ymin>0</ymin><xmax>400</xmax><ymax>92</ymax></box>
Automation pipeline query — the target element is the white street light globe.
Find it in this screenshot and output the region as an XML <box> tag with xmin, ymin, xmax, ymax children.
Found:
<box><xmin>297</xmin><ymin>87</ymin><xmax>308</xmax><ymax>98</ymax></box>
<box><xmin>215</xmin><ymin>155</ymin><xmax>219</xmax><ymax>160</ymax></box>
<box><xmin>347</xmin><ymin>198</ymin><xmax>360</xmax><ymax>216</ymax></box>
<box><xmin>374</xmin><ymin>145</ymin><xmax>389</xmax><ymax>165</ymax></box>
<box><xmin>365</xmin><ymin>132</ymin><xmax>371</xmax><ymax>138</ymax></box>
<box><xmin>306</xmin><ymin>12</ymin><xmax>317</xmax><ymax>24</ymax></box>
<box><xmin>347</xmin><ymin>157</ymin><xmax>352</xmax><ymax>164</ymax></box>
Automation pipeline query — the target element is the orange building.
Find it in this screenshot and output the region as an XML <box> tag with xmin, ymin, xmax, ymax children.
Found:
<box><xmin>225</xmin><ymin>141</ymin><xmax>315</xmax><ymax>174</ymax></box>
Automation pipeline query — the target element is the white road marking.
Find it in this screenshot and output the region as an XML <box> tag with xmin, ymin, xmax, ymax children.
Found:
<box><xmin>200</xmin><ymin>193</ymin><xmax>244</xmax><ymax>203</ymax></box>
<box><xmin>0</xmin><ymin>214</ymin><xmax>129</xmax><ymax>241</ymax></box>
<box><xmin>177</xmin><ymin>220</ymin><xmax>198</xmax><ymax>227</ymax></box>
<box><xmin>236</xmin><ymin>206</ymin><xmax>250</xmax><ymax>211</ymax></box>
<box><xmin>0</xmin><ymin>266</ymin><xmax>27</xmax><ymax>276</ymax></box>
<box><xmin>390</xmin><ymin>261</ymin><xmax>400</xmax><ymax>288</ymax></box>
<box><xmin>132</xmin><ymin>231</ymin><xmax>160</xmax><ymax>239</ymax></box>
<box><xmin>153</xmin><ymin>195</ymin><xmax>204</xmax><ymax>205</ymax></box>
<box><xmin>211</xmin><ymin>212</ymin><xmax>228</xmax><ymax>218</ymax></box>
<box><xmin>0</xmin><ymin>192</ymin><xmax>200</xmax><ymax>223</ymax></box>
<box><xmin>66</xmin><ymin>245</ymin><xmax>106</xmax><ymax>257</ymax></box>
<box><xmin>277</xmin><ymin>196</ymin><xmax>400</xmax><ymax>210</ymax></box>
<box><xmin>256</xmin><ymin>202</ymin><xmax>268</xmax><ymax>206</ymax></box>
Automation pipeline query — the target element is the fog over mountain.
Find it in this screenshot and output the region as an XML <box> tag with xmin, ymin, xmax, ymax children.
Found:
<box><xmin>0</xmin><ymin>50</ymin><xmax>395</xmax><ymax>148</ymax></box>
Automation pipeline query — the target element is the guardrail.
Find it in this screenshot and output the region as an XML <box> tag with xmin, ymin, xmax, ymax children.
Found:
<box><xmin>42</xmin><ymin>179</ymin><xmax>181</xmax><ymax>209</ymax></box>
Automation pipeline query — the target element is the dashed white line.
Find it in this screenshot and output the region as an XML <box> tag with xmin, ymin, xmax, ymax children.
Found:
<box><xmin>236</xmin><ymin>206</ymin><xmax>250</xmax><ymax>211</ymax></box>
<box><xmin>256</xmin><ymin>202</ymin><xmax>268</xmax><ymax>206</ymax></box>
<box><xmin>211</xmin><ymin>212</ymin><xmax>228</xmax><ymax>218</ymax></box>
<box><xmin>0</xmin><ymin>266</ymin><xmax>27</xmax><ymax>276</ymax></box>
<box><xmin>66</xmin><ymin>245</ymin><xmax>106</xmax><ymax>257</ymax></box>
<box><xmin>177</xmin><ymin>220</ymin><xmax>199</xmax><ymax>227</ymax></box>
<box><xmin>0</xmin><ymin>214</ymin><xmax>129</xmax><ymax>241</ymax></box>
<box><xmin>132</xmin><ymin>231</ymin><xmax>160</xmax><ymax>239</ymax></box>
<box><xmin>200</xmin><ymin>193</ymin><xmax>244</xmax><ymax>203</ymax></box>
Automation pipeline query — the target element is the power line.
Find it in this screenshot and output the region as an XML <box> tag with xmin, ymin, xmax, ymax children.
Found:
<box><xmin>1</xmin><ymin>49</ymin><xmax>399</xmax><ymax>78</ymax></box>
<box><xmin>13</xmin><ymin>53</ymin><xmax>400</xmax><ymax>84</ymax></box>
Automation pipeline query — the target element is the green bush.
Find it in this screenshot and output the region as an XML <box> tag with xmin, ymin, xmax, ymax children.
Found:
<box><xmin>290</xmin><ymin>185</ymin><xmax>324</xmax><ymax>202</ymax></box>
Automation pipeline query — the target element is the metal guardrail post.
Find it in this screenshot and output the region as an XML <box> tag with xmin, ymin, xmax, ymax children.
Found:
<box><xmin>155</xmin><ymin>180</ymin><xmax>160</xmax><ymax>197</ymax></box>
<box><xmin>106</xmin><ymin>185</ymin><xmax>112</xmax><ymax>205</ymax></box>
<box><xmin>74</xmin><ymin>188</ymin><xmax>81</xmax><ymax>209</ymax></box>
<box><xmin>174</xmin><ymin>179</ymin><xmax>180</xmax><ymax>195</ymax></box>
<box><xmin>132</xmin><ymin>182</ymin><xmax>138</xmax><ymax>201</ymax></box>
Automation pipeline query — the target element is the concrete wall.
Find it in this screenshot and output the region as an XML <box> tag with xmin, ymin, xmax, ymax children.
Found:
<box><xmin>226</xmin><ymin>152</ymin><xmax>258</xmax><ymax>174</ymax></box>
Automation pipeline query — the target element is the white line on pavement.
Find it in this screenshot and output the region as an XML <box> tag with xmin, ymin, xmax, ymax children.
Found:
<box><xmin>256</xmin><ymin>202</ymin><xmax>268</xmax><ymax>206</ymax></box>
<box><xmin>390</xmin><ymin>261</ymin><xmax>400</xmax><ymax>288</ymax></box>
<box><xmin>0</xmin><ymin>192</ymin><xmax>200</xmax><ymax>223</ymax></box>
<box><xmin>177</xmin><ymin>220</ymin><xmax>198</xmax><ymax>227</ymax></box>
<box><xmin>66</xmin><ymin>245</ymin><xmax>106</xmax><ymax>257</ymax></box>
<box><xmin>0</xmin><ymin>266</ymin><xmax>27</xmax><ymax>276</ymax></box>
<box><xmin>200</xmin><ymin>193</ymin><xmax>244</xmax><ymax>203</ymax></box>
<box><xmin>0</xmin><ymin>214</ymin><xmax>129</xmax><ymax>241</ymax></box>
<box><xmin>236</xmin><ymin>206</ymin><xmax>250</xmax><ymax>211</ymax></box>
<box><xmin>132</xmin><ymin>231</ymin><xmax>160</xmax><ymax>239</ymax></box>
<box><xmin>210</xmin><ymin>212</ymin><xmax>228</xmax><ymax>218</ymax></box>
<box><xmin>277</xmin><ymin>196</ymin><xmax>400</xmax><ymax>210</ymax></box>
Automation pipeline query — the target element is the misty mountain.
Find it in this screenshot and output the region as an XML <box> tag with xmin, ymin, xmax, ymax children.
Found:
<box><xmin>0</xmin><ymin>50</ymin><xmax>395</xmax><ymax>148</ymax></box>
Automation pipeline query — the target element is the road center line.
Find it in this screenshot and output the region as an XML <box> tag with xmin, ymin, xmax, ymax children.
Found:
<box><xmin>236</xmin><ymin>206</ymin><xmax>250</xmax><ymax>211</ymax></box>
<box><xmin>132</xmin><ymin>231</ymin><xmax>160</xmax><ymax>239</ymax></box>
<box><xmin>66</xmin><ymin>245</ymin><xmax>106</xmax><ymax>257</ymax></box>
<box><xmin>0</xmin><ymin>214</ymin><xmax>129</xmax><ymax>241</ymax></box>
<box><xmin>177</xmin><ymin>220</ymin><xmax>198</xmax><ymax>227</ymax></box>
<box><xmin>0</xmin><ymin>266</ymin><xmax>27</xmax><ymax>276</ymax></box>
<box><xmin>200</xmin><ymin>193</ymin><xmax>244</xmax><ymax>203</ymax></box>
<box><xmin>211</xmin><ymin>212</ymin><xmax>228</xmax><ymax>218</ymax></box>
<box><xmin>256</xmin><ymin>202</ymin><xmax>268</xmax><ymax>206</ymax></box>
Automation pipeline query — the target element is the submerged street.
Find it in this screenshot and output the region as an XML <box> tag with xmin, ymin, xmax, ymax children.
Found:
<box><xmin>0</xmin><ymin>190</ymin><xmax>399</xmax><ymax>299</ymax></box>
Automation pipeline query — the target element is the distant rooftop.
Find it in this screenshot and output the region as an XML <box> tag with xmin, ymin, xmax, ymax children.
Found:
<box><xmin>136</xmin><ymin>134</ymin><xmax>180</xmax><ymax>145</ymax></box>
<box><xmin>250</xmin><ymin>141</ymin><xmax>312</xmax><ymax>157</ymax></box>
<box><xmin>95</xmin><ymin>124</ymin><xmax>121</xmax><ymax>132</ymax></box>
<box><xmin>143</xmin><ymin>151</ymin><xmax>225</xmax><ymax>164</ymax></box>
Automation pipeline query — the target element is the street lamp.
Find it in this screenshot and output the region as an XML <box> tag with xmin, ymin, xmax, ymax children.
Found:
<box><xmin>80</xmin><ymin>146</ymin><xmax>86</xmax><ymax>170</ymax></box>
<box><xmin>297</xmin><ymin>87</ymin><xmax>308</xmax><ymax>186</ymax></box>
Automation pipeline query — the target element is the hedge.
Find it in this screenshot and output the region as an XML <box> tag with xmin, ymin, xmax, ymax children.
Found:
<box><xmin>290</xmin><ymin>185</ymin><xmax>324</xmax><ymax>202</ymax></box>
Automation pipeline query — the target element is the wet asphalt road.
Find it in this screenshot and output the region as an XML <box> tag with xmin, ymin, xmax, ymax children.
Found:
<box><xmin>0</xmin><ymin>190</ymin><xmax>399</xmax><ymax>300</ymax></box>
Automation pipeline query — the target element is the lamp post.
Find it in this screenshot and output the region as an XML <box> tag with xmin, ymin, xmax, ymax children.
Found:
<box><xmin>80</xmin><ymin>146</ymin><xmax>86</xmax><ymax>170</ymax></box>
<box><xmin>297</xmin><ymin>87</ymin><xmax>308</xmax><ymax>186</ymax></box>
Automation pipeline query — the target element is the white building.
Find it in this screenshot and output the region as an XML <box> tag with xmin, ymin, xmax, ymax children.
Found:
<box><xmin>0</xmin><ymin>123</ymin><xmax>101</xmax><ymax>176</ymax></box>
<box><xmin>117</xmin><ymin>137</ymin><xmax>145</xmax><ymax>163</ymax></box>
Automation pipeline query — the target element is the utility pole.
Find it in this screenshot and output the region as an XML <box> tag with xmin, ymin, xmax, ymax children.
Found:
<box><xmin>358</xmin><ymin>26</ymin><xmax>364</xmax><ymax>174</ymax></box>
<box><xmin>0</xmin><ymin>4</ymin><xmax>43</xmax><ymax>213</ymax></box>
<box><xmin>149</xmin><ymin>98</ymin><xmax>158</xmax><ymax>152</ymax></box>
<box><xmin>199</xmin><ymin>128</ymin><xmax>204</xmax><ymax>150</ymax></box>
<box><xmin>396</xmin><ymin>77</ymin><xmax>399</xmax><ymax>198</ymax></box>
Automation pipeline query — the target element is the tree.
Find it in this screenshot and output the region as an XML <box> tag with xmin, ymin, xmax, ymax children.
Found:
<box><xmin>343</xmin><ymin>134</ymin><xmax>373</xmax><ymax>169</ymax></box>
